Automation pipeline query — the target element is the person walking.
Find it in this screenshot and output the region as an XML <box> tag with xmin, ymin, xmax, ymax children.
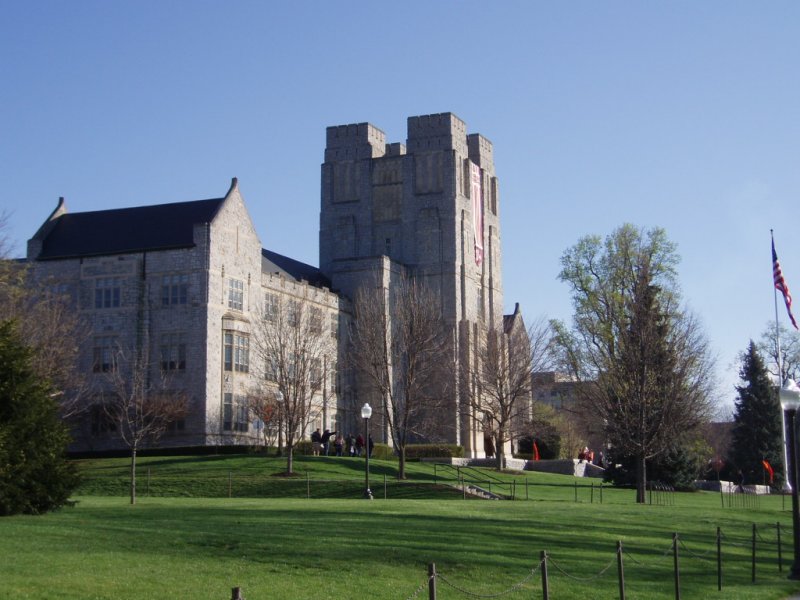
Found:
<box><xmin>321</xmin><ymin>429</ymin><xmax>336</xmax><ymax>456</ymax></box>
<box><xmin>311</xmin><ymin>428</ymin><xmax>322</xmax><ymax>456</ymax></box>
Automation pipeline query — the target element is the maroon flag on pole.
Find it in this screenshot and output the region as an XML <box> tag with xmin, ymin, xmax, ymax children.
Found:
<box><xmin>773</xmin><ymin>239</ymin><xmax>798</xmax><ymax>330</ymax></box>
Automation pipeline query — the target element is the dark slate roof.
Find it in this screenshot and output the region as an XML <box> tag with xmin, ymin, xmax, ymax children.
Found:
<box><xmin>261</xmin><ymin>249</ymin><xmax>330</xmax><ymax>288</ymax></box>
<box><xmin>37</xmin><ymin>198</ymin><xmax>225</xmax><ymax>259</ymax></box>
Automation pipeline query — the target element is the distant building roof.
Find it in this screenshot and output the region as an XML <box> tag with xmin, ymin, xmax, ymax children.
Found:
<box><xmin>35</xmin><ymin>197</ymin><xmax>225</xmax><ymax>260</ymax></box>
<box><xmin>261</xmin><ymin>248</ymin><xmax>330</xmax><ymax>287</ymax></box>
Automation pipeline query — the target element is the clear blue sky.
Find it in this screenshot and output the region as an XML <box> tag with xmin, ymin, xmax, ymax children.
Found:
<box><xmin>2</xmin><ymin>1</ymin><xmax>798</xmax><ymax>414</ymax></box>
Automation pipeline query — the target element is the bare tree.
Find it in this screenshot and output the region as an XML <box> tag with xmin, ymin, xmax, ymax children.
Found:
<box><xmin>252</xmin><ymin>294</ymin><xmax>334</xmax><ymax>475</ymax></box>
<box><xmin>350</xmin><ymin>274</ymin><xmax>449</xmax><ymax>479</ymax></box>
<box><xmin>102</xmin><ymin>342</ymin><xmax>188</xmax><ymax>504</ymax></box>
<box><xmin>758</xmin><ymin>321</ymin><xmax>800</xmax><ymax>382</ymax></box>
<box><xmin>247</xmin><ymin>385</ymin><xmax>281</xmax><ymax>449</ymax></box>
<box><xmin>472</xmin><ymin>312</ymin><xmax>556</xmax><ymax>469</ymax></box>
<box><xmin>0</xmin><ymin>212</ymin><xmax>89</xmax><ymax>420</ymax></box>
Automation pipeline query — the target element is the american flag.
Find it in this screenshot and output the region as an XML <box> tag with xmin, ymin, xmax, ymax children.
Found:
<box><xmin>773</xmin><ymin>239</ymin><xmax>798</xmax><ymax>329</ymax></box>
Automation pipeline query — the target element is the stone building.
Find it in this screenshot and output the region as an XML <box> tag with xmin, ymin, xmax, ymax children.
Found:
<box><xmin>26</xmin><ymin>112</ymin><xmax>514</xmax><ymax>457</ymax></box>
<box><xmin>27</xmin><ymin>179</ymin><xmax>347</xmax><ymax>451</ymax></box>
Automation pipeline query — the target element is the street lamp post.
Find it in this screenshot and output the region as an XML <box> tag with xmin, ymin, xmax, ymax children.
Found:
<box><xmin>362</xmin><ymin>403</ymin><xmax>373</xmax><ymax>500</ymax></box>
<box><xmin>779</xmin><ymin>379</ymin><xmax>800</xmax><ymax>579</ymax></box>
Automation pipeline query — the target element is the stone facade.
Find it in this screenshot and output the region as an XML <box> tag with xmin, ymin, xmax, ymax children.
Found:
<box><xmin>320</xmin><ymin>113</ymin><xmax>504</xmax><ymax>456</ymax></box>
<box><xmin>27</xmin><ymin>179</ymin><xmax>347</xmax><ymax>451</ymax></box>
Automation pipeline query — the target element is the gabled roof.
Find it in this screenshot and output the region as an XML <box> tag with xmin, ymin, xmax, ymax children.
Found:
<box><xmin>35</xmin><ymin>197</ymin><xmax>225</xmax><ymax>260</ymax></box>
<box><xmin>261</xmin><ymin>248</ymin><xmax>330</xmax><ymax>288</ymax></box>
<box><xmin>503</xmin><ymin>302</ymin><xmax>522</xmax><ymax>334</ymax></box>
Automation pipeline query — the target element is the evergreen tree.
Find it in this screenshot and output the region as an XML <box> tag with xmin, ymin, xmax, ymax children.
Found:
<box><xmin>0</xmin><ymin>320</ymin><xmax>78</xmax><ymax>515</ymax></box>
<box><xmin>730</xmin><ymin>341</ymin><xmax>783</xmax><ymax>488</ymax></box>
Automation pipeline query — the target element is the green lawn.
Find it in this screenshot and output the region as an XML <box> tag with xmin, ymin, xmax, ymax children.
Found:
<box><xmin>2</xmin><ymin>455</ymin><xmax>799</xmax><ymax>599</ymax></box>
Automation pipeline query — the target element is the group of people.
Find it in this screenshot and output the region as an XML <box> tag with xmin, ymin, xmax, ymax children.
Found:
<box><xmin>578</xmin><ymin>446</ymin><xmax>606</xmax><ymax>468</ymax></box>
<box><xmin>310</xmin><ymin>428</ymin><xmax>374</xmax><ymax>458</ymax></box>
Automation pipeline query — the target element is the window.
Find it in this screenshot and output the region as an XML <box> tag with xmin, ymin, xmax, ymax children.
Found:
<box><xmin>223</xmin><ymin>393</ymin><xmax>233</xmax><ymax>431</ymax></box>
<box><xmin>160</xmin><ymin>333</ymin><xmax>186</xmax><ymax>371</ymax></box>
<box><xmin>235</xmin><ymin>397</ymin><xmax>249</xmax><ymax>432</ymax></box>
<box><xmin>310</xmin><ymin>308</ymin><xmax>322</xmax><ymax>335</ymax></box>
<box><xmin>265</xmin><ymin>357</ymin><xmax>278</xmax><ymax>381</ymax></box>
<box><xmin>228</xmin><ymin>278</ymin><xmax>244</xmax><ymax>311</ymax></box>
<box><xmin>287</xmin><ymin>300</ymin><xmax>299</xmax><ymax>328</ymax></box>
<box><xmin>224</xmin><ymin>332</ymin><xmax>249</xmax><ymax>372</ymax></box>
<box><xmin>94</xmin><ymin>278</ymin><xmax>121</xmax><ymax>309</ymax></box>
<box><xmin>162</xmin><ymin>274</ymin><xmax>189</xmax><ymax>306</ymax></box>
<box><xmin>223</xmin><ymin>393</ymin><xmax>249</xmax><ymax>432</ymax></box>
<box><xmin>310</xmin><ymin>358</ymin><xmax>322</xmax><ymax>386</ymax></box>
<box><xmin>92</xmin><ymin>336</ymin><xmax>118</xmax><ymax>372</ymax></box>
<box><xmin>265</xmin><ymin>293</ymin><xmax>278</xmax><ymax>322</ymax></box>
<box><xmin>330</xmin><ymin>313</ymin><xmax>338</xmax><ymax>338</ymax></box>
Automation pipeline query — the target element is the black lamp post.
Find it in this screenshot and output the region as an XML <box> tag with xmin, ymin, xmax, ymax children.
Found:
<box><xmin>779</xmin><ymin>378</ymin><xmax>800</xmax><ymax>579</ymax></box>
<box><xmin>362</xmin><ymin>402</ymin><xmax>373</xmax><ymax>500</ymax></box>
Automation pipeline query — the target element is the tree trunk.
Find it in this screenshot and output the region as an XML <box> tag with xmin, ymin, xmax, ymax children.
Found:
<box><xmin>636</xmin><ymin>453</ymin><xmax>646</xmax><ymax>504</ymax></box>
<box><xmin>399</xmin><ymin>445</ymin><xmax>407</xmax><ymax>480</ymax></box>
<box><xmin>130</xmin><ymin>447</ymin><xmax>137</xmax><ymax>505</ymax></box>
<box><xmin>495</xmin><ymin>428</ymin><xmax>505</xmax><ymax>470</ymax></box>
<box><xmin>286</xmin><ymin>444</ymin><xmax>294</xmax><ymax>475</ymax></box>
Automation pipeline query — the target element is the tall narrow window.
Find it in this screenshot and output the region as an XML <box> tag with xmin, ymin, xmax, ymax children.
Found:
<box><xmin>287</xmin><ymin>300</ymin><xmax>299</xmax><ymax>328</ymax></box>
<box><xmin>92</xmin><ymin>336</ymin><xmax>118</xmax><ymax>372</ymax></box>
<box><xmin>223</xmin><ymin>393</ymin><xmax>233</xmax><ymax>431</ymax></box>
<box><xmin>228</xmin><ymin>278</ymin><xmax>244</xmax><ymax>311</ymax></box>
<box><xmin>224</xmin><ymin>332</ymin><xmax>249</xmax><ymax>373</ymax></box>
<box><xmin>235</xmin><ymin>395</ymin><xmax>249</xmax><ymax>432</ymax></box>
<box><xmin>310</xmin><ymin>308</ymin><xmax>322</xmax><ymax>334</ymax></box>
<box><xmin>265</xmin><ymin>293</ymin><xmax>278</xmax><ymax>322</ymax></box>
<box><xmin>330</xmin><ymin>313</ymin><xmax>338</xmax><ymax>338</ymax></box>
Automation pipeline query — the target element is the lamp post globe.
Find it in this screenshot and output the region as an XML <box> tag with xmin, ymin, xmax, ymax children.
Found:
<box><xmin>780</xmin><ymin>379</ymin><xmax>800</xmax><ymax>579</ymax></box>
<box><xmin>361</xmin><ymin>403</ymin><xmax>373</xmax><ymax>500</ymax></box>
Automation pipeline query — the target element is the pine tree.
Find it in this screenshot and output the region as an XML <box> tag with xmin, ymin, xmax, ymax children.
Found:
<box><xmin>0</xmin><ymin>320</ymin><xmax>78</xmax><ymax>515</ymax></box>
<box><xmin>730</xmin><ymin>341</ymin><xmax>783</xmax><ymax>488</ymax></box>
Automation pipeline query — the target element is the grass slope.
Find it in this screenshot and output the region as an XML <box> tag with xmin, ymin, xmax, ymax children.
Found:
<box><xmin>2</xmin><ymin>455</ymin><xmax>798</xmax><ymax>599</ymax></box>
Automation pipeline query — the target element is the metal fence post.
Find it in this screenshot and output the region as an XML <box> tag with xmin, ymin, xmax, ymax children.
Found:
<box><xmin>778</xmin><ymin>521</ymin><xmax>783</xmax><ymax>572</ymax></box>
<box><xmin>591</xmin><ymin>482</ymin><xmax>594</xmax><ymax>504</ymax></box>
<box><xmin>541</xmin><ymin>550</ymin><xmax>549</xmax><ymax>600</ymax></box>
<box><xmin>717</xmin><ymin>526</ymin><xmax>722</xmax><ymax>591</ymax></box>
<box><xmin>525</xmin><ymin>478</ymin><xmax>529</xmax><ymax>500</ymax></box>
<box><xmin>228</xmin><ymin>470</ymin><xmax>232</xmax><ymax>498</ymax></box>
<box><xmin>673</xmin><ymin>532</ymin><xmax>680</xmax><ymax>600</ymax></box>
<box><xmin>231</xmin><ymin>586</ymin><xmax>243</xmax><ymax>599</ymax></box>
<box><xmin>574</xmin><ymin>481</ymin><xmax>578</xmax><ymax>502</ymax></box>
<box><xmin>307</xmin><ymin>472</ymin><xmax>310</xmax><ymax>499</ymax></box>
<box><xmin>617</xmin><ymin>540</ymin><xmax>625</xmax><ymax>600</ymax></box>
<box><xmin>751</xmin><ymin>523</ymin><xmax>756</xmax><ymax>583</ymax></box>
<box><xmin>428</xmin><ymin>563</ymin><xmax>436</xmax><ymax>600</ymax></box>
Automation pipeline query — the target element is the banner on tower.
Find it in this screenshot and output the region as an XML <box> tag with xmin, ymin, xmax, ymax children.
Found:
<box><xmin>470</xmin><ymin>162</ymin><xmax>484</xmax><ymax>266</ymax></box>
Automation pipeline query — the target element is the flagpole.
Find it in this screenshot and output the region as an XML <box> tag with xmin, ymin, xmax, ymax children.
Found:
<box><xmin>773</xmin><ymin>229</ymin><xmax>792</xmax><ymax>493</ymax></box>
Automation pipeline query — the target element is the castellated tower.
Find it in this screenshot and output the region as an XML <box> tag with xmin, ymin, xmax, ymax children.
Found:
<box><xmin>319</xmin><ymin>113</ymin><xmax>502</xmax><ymax>457</ymax></box>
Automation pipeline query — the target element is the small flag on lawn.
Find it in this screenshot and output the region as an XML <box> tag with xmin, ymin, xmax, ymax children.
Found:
<box><xmin>762</xmin><ymin>459</ymin><xmax>774</xmax><ymax>484</ymax></box>
<box><xmin>773</xmin><ymin>239</ymin><xmax>798</xmax><ymax>329</ymax></box>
